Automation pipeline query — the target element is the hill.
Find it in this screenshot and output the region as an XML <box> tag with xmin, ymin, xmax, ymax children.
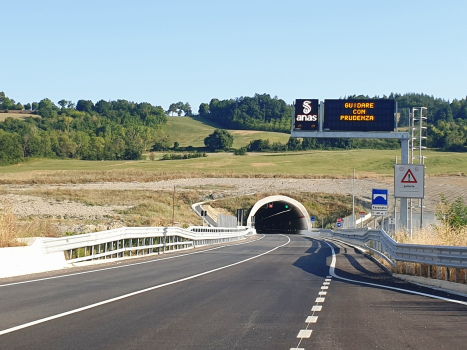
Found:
<box><xmin>165</xmin><ymin>116</ymin><xmax>290</xmax><ymax>148</ymax></box>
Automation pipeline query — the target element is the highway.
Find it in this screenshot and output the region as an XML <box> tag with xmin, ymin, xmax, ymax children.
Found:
<box><xmin>1</xmin><ymin>234</ymin><xmax>466</xmax><ymax>349</ymax></box>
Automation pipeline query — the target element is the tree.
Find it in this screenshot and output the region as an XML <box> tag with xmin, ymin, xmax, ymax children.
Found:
<box><xmin>58</xmin><ymin>99</ymin><xmax>68</xmax><ymax>109</ymax></box>
<box><xmin>76</xmin><ymin>100</ymin><xmax>94</xmax><ymax>113</ymax></box>
<box><xmin>204</xmin><ymin>129</ymin><xmax>233</xmax><ymax>151</ymax></box>
<box><xmin>24</xmin><ymin>103</ymin><xmax>31</xmax><ymax>111</ymax></box>
<box><xmin>168</xmin><ymin>103</ymin><xmax>177</xmax><ymax>116</ymax></box>
<box><xmin>286</xmin><ymin>137</ymin><xmax>302</xmax><ymax>151</ymax></box>
<box><xmin>67</xmin><ymin>101</ymin><xmax>75</xmax><ymax>109</ymax></box>
<box><xmin>198</xmin><ymin>103</ymin><xmax>210</xmax><ymax>116</ymax></box>
<box><xmin>32</xmin><ymin>102</ymin><xmax>39</xmax><ymax>110</ymax></box>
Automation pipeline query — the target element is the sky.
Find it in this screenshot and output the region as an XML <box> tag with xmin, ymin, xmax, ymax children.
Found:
<box><xmin>2</xmin><ymin>0</ymin><xmax>466</xmax><ymax>112</ymax></box>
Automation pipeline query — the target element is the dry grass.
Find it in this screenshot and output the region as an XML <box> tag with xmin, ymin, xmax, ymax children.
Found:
<box><xmin>395</xmin><ymin>224</ymin><xmax>467</xmax><ymax>247</ymax></box>
<box><xmin>0</xmin><ymin>201</ymin><xmax>61</xmax><ymax>247</ymax></box>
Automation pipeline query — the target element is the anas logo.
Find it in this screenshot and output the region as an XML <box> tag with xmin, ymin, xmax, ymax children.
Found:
<box><xmin>303</xmin><ymin>101</ymin><xmax>313</xmax><ymax>114</ymax></box>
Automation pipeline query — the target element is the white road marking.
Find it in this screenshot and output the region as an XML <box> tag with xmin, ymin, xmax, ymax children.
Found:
<box><xmin>305</xmin><ymin>316</ymin><xmax>318</xmax><ymax>323</ymax></box>
<box><xmin>325</xmin><ymin>278</ymin><xmax>332</xmax><ymax>282</ymax></box>
<box><xmin>318</xmin><ymin>291</ymin><xmax>327</xmax><ymax>296</ymax></box>
<box><xmin>314</xmin><ymin>241</ymin><xmax>321</xmax><ymax>254</ymax></box>
<box><xmin>326</xmin><ymin>275</ymin><xmax>332</xmax><ymax>278</ymax></box>
<box><xmin>322</xmin><ymin>241</ymin><xmax>467</xmax><ymax>306</ymax></box>
<box><xmin>315</xmin><ymin>297</ymin><xmax>325</xmax><ymax>303</ymax></box>
<box><xmin>311</xmin><ymin>305</ymin><xmax>322</xmax><ymax>312</ymax></box>
<box><xmin>321</xmin><ymin>286</ymin><xmax>328</xmax><ymax>290</ymax></box>
<box><xmin>297</xmin><ymin>329</ymin><xmax>312</xmax><ymax>338</ymax></box>
<box><xmin>323</xmin><ymin>282</ymin><xmax>330</xmax><ymax>285</ymax></box>
<box><xmin>0</xmin><ymin>235</ymin><xmax>290</xmax><ymax>336</ymax></box>
<box><xmin>0</xmin><ymin>235</ymin><xmax>266</xmax><ymax>288</ymax></box>
<box><xmin>290</xmin><ymin>348</ymin><xmax>305</xmax><ymax>350</ymax></box>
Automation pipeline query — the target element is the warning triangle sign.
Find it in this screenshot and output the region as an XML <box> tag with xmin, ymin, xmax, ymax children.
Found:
<box><xmin>401</xmin><ymin>169</ymin><xmax>417</xmax><ymax>183</ymax></box>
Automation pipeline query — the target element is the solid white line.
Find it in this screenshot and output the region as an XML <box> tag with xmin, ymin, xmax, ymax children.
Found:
<box><xmin>322</xmin><ymin>241</ymin><xmax>467</xmax><ymax>306</ymax></box>
<box><xmin>0</xmin><ymin>235</ymin><xmax>290</xmax><ymax>336</ymax></box>
<box><xmin>0</xmin><ymin>235</ymin><xmax>266</xmax><ymax>288</ymax></box>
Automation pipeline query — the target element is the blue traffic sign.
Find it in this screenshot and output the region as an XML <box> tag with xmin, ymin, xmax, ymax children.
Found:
<box><xmin>372</xmin><ymin>189</ymin><xmax>389</xmax><ymax>206</ymax></box>
<box><xmin>311</xmin><ymin>216</ymin><xmax>316</xmax><ymax>222</ymax></box>
<box><xmin>336</xmin><ymin>222</ymin><xmax>342</xmax><ymax>228</ymax></box>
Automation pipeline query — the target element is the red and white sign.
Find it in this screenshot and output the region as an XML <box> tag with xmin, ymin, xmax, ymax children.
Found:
<box><xmin>359</xmin><ymin>212</ymin><xmax>366</xmax><ymax>217</ymax></box>
<box><xmin>337</xmin><ymin>218</ymin><xmax>343</xmax><ymax>223</ymax></box>
<box><xmin>394</xmin><ymin>164</ymin><xmax>425</xmax><ymax>198</ymax></box>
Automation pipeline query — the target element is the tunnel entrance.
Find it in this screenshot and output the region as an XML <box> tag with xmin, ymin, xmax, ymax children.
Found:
<box><xmin>247</xmin><ymin>195</ymin><xmax>311</xmax><ymax>234</ymax></box>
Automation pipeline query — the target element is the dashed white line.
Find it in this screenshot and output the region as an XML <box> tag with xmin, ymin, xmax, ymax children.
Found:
<box><xmin>305</xmin><ymin>316</ymin><xmax>318</xmax><ymax>323</ymax></box>
<box><xmin>297</xmin><ymin>330</ymin><xmax>313</xmax><ymax>338</ymax></box>
<box><xmin>315</xmin><ymin>297</ymin><xmax>325</xmax><ymax>303</ymax></box>
<box><xmin>311</xmin><ymin>305</ymin><xmax>322</xmax><ymax>312</ymax></box>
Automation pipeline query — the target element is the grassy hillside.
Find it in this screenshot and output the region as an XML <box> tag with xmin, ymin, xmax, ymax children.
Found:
<box><xmin>0</xmin><ymin>112</ymin><xmax>38</xmax><ymax>121</ymax></box>
<box><xmin>1</xmin><ymin>150</ymin><xmax>466</xmax><ymax>184</ymax></box>
<box><xmin>165</xmin><ymin>116</ymin><xmax>290</xmax><ymax>148</ymax></box>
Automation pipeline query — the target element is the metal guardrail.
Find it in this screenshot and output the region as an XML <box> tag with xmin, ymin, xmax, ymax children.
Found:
<box><xmin>41</xmin><ymin>226</ymin><xmax>256</xmax><ymax>264</ymax></box>
<box><xmin>320</xmin><ymin>228</ymin><xmax>467</xmax><ymax>269</ymax></box>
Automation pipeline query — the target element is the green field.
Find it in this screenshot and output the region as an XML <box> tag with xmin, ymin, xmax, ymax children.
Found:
<box><xmin>1</xmin><ymin>149</ymin><xmax>466</xmax><ymax>184</ymax></box>
<box><xmin>165</xmin><ymin>116</ymin><xmax>290</xmax><ymax>148</ymax></box>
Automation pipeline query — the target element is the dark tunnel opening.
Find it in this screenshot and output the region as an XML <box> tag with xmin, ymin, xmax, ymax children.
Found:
<box><xmin>253</xmin><ymin>200</ymin><xmax>308</xmax><ymax>234</ymax></box>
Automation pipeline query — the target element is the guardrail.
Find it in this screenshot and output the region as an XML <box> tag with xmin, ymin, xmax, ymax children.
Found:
<box><xmin>41</xmin><ymin>226</ymin><xmax>256</xmax><ymax>264</ymax></box>
<box><xmin>319</xmin><ymin>228</ymin><xmax>467</xmax><ymax>284</ymax></box>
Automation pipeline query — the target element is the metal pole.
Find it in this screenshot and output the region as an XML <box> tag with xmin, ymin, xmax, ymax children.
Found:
<box><xmin>400</xmin><ymin>138</ymin><xmax>409</xmax><ymax>229</ymax></box>
<box><xmin>172</xmin><ymin>185</ymin><xmax>176</xmax><ymax>227</ymax></box>
<box><xmin>319</xmin><ymin>101</ymin><xmax>324</xmax><ymax>132</ymax></box>
<box><xmin>353</xmin><ymin>168</ymin><xmax>356</xmax><ymax>228</ymax></box>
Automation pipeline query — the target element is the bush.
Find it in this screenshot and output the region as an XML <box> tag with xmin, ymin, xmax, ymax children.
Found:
<box><xmin>234</xmin><ymin>147</ymin><xmax>247</xmax><ymax>155</ymax></box>
<box><xmin>161</xmin><ymin>152</ymin><xmax>207</xmax><ymax>160</ymax></box>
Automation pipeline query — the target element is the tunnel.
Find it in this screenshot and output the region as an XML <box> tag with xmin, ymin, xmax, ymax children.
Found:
<box><xmin>247</xmin><ymin>195</ymin><xmax>311</xmax><ymax>234</ymax></box>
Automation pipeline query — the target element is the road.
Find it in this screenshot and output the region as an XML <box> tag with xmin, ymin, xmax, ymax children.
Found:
<box><xmin>0</xmin><ymin>234</ymin><xmax>466</xmax><ymax>349</ymax></box>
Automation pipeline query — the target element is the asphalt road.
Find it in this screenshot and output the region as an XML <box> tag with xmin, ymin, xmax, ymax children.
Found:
<box><xmin>0</xmin><ymin>234</ymin><xmax>466</xmax><ymax>349</ymax></box>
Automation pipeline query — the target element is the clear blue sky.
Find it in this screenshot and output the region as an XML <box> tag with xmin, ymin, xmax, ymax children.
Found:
<box><xmin>2</xmin><ymin>0</ymin><xmax>466</xmax><ymax>111</ymax></box>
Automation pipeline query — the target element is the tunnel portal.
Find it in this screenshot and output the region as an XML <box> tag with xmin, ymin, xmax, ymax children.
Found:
<box><xmin>247</xmin><ymin>195</ymin><xmax>311</xmax><ymax>234</ymax></box>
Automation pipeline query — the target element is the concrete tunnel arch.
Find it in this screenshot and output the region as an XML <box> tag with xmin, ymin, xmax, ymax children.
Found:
<box><xmin>247</xmin><ymin>195</ymin><xmax>312</xmax><ymax>232</ymax></box>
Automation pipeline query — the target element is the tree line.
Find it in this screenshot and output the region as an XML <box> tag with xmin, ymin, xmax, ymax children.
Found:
<box><xmin>0</xmin><ymin>92</ymin><xmax>168</xmax><ymax>165</ymax></box>
<box><xmin>197</xmin><ymin>92</ymin><xmax>467</xmax><ymax>151</ymax></box>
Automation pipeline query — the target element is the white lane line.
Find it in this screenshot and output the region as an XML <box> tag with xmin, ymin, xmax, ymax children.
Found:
<box><xmin>311</xmin><ymin>305</ymin><xmax>322</xmax><ymax>312</ymax></box>
<box><xmin>0</xmin><ymin>235</ymin><xmax>291</xmax><ymax>336</ymax></box>
<box><xmin>318</xmin><ymin>291</ymin><xmax>327</xmax><ymax>296</ymax></box>
<box><xmin>0</xmin><ymin>235</ymin><xmax>266</xmax><ymax>288</ymax></box>
<box><xmin>314</xmin><ymin>241</ymin><xmax>321</xmax><ymax>254</ymax></box>
<box><xmin>305</xmin><ymin>316</ymin><xmax>318</xmax><ymax>323</ymax></box>
<box><xmin>290</xmin><ymin>348</ymin><xmax>305</xmax><ymax>350</ymax></box>
<box><xmin>323</xmin><ymin>282</ymin><xmax>330</xmax><ymax>285</ymax></box>
<box><xmin>315</xmin><ymin>297</ymin><xmax>325</xmax><ymax>303</ymax></box>
<box><xmin>321</xmin><ymin>286</ymin><xmax>328</xmax><ymax>290</ymax></box>
<box><xmin>297</xmin><ymin>330</ymin><xmax>312</xmax><ymax>338</ymax></box>
<box><xmin>325</xmin><ymin>278</ymin><xmax>332</xmax><ymax>282</ymax></box>
<box><xmin>322</xmin><ymin>241</ymin><xmax>467</xmax><ymax>306</ymax></box>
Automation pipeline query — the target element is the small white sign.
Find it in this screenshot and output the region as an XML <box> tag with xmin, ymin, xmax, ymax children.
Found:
<box><xmin>372</xmin><ymin>210</ymin><xmax>388</xmax><ymax>216</ymax></box>
<box><xmin>389</xmin><ymin>218</ymin><xmax>395</xmax><ymax>224</ymax></box>
<box><xmin>394</xmin><ymin>164</ymin><xmax>425</xmax><ymax>198</ymax></box>
<box><xmin>372</xmin><ymin>205</ymin><xmax>388</xmax><ymax>211</ymax></box>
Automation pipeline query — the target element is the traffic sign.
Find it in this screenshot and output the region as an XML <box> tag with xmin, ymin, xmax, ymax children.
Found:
<box><xmin>372</xmin><ymin>210</ymin><xmax>388</xmax><ymax>216</ymax></box>
<box><xmin>394</xmin><ymin>164</ymin><xmax>425</xmax><ymax>198</ymax></box>
<box><xmin>311</xmin><ymin>216</ymin><xmax>316</xmax><ymax>222</ymax></box>
<box><xmin>337</xmin><ymin>218</ymin><xmax>343</xmax><ymax>223</ymax></box>
<box><xmin>359</xmin><ymin>211</ymin><xmax>366</xmax><ymax>218</ymax></box>
<box><xmin>336</xmin><ymin>222</ymin><xmax>342</xmax><ymax>228</ymax></box>
<box><xmin>372</xmin><ymin>189</ymin><xmax>389</xmax><ymax>206</ymax></box>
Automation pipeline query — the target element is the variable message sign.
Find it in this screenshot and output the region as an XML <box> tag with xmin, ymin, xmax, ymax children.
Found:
<box><xmin>294</xmin><ymin>99</ymin><xmax>319</xmax><ymax>130</ymax></box>
<box><xmin>323</xmin><ymin>99</ymin><xmax>395</xmax><ymax>131</ymax></box>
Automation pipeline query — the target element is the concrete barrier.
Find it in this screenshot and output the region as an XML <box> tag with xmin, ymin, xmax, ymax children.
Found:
<box><xmin>0</xmin><ymin>238</ymin><xmax>69</xmax><ymax>278</ymax></box>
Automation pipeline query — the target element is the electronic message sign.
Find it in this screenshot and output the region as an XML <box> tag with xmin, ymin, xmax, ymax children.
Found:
<box><xmin>323</xmin><ymin>99</ymin><xmax>395</xmax><ymax>131</ymax></box>
<box><xmin>294</xmin><ymin>99</ymin><xmax>319</xmax><ymax>131</ymax></box>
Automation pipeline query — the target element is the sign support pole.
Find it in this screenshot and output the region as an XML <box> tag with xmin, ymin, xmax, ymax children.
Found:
<box><xmin>400</xmin><ymin>138</ymin><xmax>409</xmax><ymax>230</ymax></box>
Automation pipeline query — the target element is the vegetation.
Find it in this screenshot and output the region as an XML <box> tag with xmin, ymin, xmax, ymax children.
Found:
<box><xmin>204</xmin><ymin>129</ymin><xmax>234</xmax><ymax>151</ymax></box>
<box><xmin>161</xmin><ymin>152</ymin><xmax>207</xmax><ymax>160</ymax></box>
<box><xmin>0</xmin><ymin>92</ymin><xmax>168</xmax><ymax>165</ymax></box>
